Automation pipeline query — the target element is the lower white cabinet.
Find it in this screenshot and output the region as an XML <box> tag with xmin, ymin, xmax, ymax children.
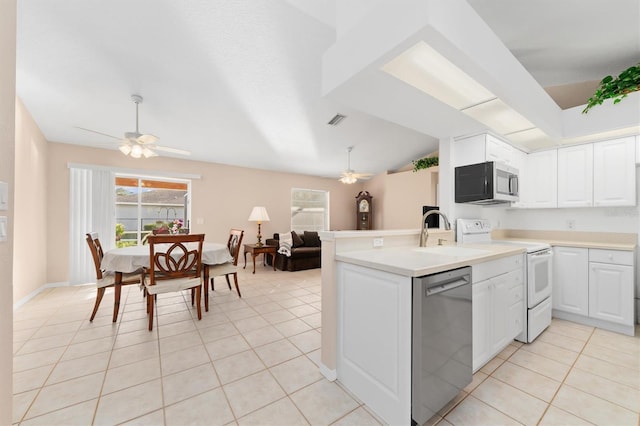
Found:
<box><xmin>472</xmin><ymin>255</ymin><xmax>524</xmax><ymax>371</ymax></box>
<box><xmin>589</xmin><ymin>262</ymin><xmax>634</xmax><ymax>325</ymax></box>
<box><xmin>553</xmin><ymin>247</ymin><xmax>635</xmax><ymax>335</ymax></box>
<box><xmin>553</xmin><ymin>247</ymin><xmax>589</xmax><ymax>315</ymax></box>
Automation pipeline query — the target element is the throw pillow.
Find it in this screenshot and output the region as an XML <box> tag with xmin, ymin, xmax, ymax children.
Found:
<box><xmin>277</xmin><ymin>232</ymin><xmax>292</xmax><ymax>257</ymax></box>
<box><xmin>303</xmin><ymin>231</ymin><xmax>321</xmax><ymax>247</ymax></box>
<box><xmin>291</xmin><ymin>230</ymin><xmax>304</xmax><ymax>248</ymax></box>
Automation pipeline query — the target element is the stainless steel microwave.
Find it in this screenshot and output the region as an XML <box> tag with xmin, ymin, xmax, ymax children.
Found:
<box><xmin>455</xmin><ymin>161</ymin><xmax>519</xmax><ymax>204</ymax></box>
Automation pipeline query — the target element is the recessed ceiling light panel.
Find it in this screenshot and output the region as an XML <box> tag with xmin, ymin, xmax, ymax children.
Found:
<box><xmin>382</xmin><ymin>41</ymin><xmax>495</xmax><ymax>109</ymax></box>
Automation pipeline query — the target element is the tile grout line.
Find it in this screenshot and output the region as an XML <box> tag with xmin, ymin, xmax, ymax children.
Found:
<box><xmin>536</xmin><ymin>325</ymin><xmax>597</xmax><ymax>424</ymax></box>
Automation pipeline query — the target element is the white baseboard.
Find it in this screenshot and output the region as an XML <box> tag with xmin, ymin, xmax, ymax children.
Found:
<box><xmin>319</xmin><ymin>363</ymin><xmax>337</xmax><ymax>381</ymax></box>
<box><xmin>13</xmin><ymin>281</ymin><xmax>71</xmax><ymax>310</ymax></box>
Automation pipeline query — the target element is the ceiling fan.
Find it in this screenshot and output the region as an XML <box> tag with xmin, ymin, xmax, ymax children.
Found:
<box><xmin>76</xmin><ymin>94</ymin><xmax>191</xmax><ymax>158</ymax></box>
<box><xmin>339</xmin><ymin>146</ymin><xmax>372</xmax><ymax>184</ymax></box>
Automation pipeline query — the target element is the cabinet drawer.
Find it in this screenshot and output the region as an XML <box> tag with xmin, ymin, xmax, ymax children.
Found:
<box><xmin>473</xmin><ymin>254</ymin><xmax>524</xmax><ymax>283</ymax></box>
<box><xmin>508</xmin><ymin>282</ymin><xmax>524</xmax><ymax>304</ymax></box>
<box><xmin>589</xmin><ymin>249</ymin><xmax>634</xmax><ymax>265</ymax></box>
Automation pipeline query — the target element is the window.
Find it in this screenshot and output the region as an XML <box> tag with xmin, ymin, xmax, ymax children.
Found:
<box><xmin>115</xmin><ymin>176</ymin><xmax>190</xmax><ymax>246</ymax></box>
<box><xmin>291</xmin><ymin>188</ymin><xmax>329</xmax><ymax>232</ymax></box>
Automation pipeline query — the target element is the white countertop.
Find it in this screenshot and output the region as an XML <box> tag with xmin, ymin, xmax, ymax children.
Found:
<box><xmin>335</xmin><ymin>243</ymin><xmax>525</xmax><ymax>277</ymax></box>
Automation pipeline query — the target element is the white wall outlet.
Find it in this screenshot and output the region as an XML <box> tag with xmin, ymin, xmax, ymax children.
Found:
<box><xmin>373</xmin><ymin>237</ymin><xmax>384</xmax><ymax>247</ymax></box>
<box><xmin>196</xmin><ymin>217</ymin><xmax>204</xmax><ymax>225</ymax></box>
<box><xmin>0</xmin><ymin>181</ymin><xmax>7</xmax><ymax>211</ymax></box>
<box><xmin>567</xmin><ymin>219</ymin><xmax>576</xmax><ymax>230</ymax></box>
<box><xmin>0</xmin><ymin>216</ymin><xmax>7</xmax><ymax>242</ymax></box>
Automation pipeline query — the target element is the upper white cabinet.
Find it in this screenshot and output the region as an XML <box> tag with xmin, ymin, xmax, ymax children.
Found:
<box><xmin>486</xmin><ymin>134</ymin><xmax>513</xmax><ymax>165</ymax></box>
<box><xmin>453</xmin><ymin>133</ymin><xmax>520</xmax><ymax>167</ymax></box>
<box><xmin>525</xmin><ymin>150</ymin><xmax>557</xmax><ymax>208</ymax></box>
<box><xmin>557</xmin><ymin>144</ymin><xmax>593</xmax><ymax>208</ymax></box>
<box><xmin>510</xmin><ymin>148</ymin><xmax>528</xmax><ymax>208</ymax></box>
<box><xmin>593</xmin><ymin>137</ymin><xmax>636</xmax><ymax>207</ymax></box>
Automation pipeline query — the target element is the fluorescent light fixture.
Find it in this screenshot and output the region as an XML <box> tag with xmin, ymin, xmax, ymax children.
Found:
<box><xmin>462</xmin><ymin>98</ymin><xmax>536</xmax><ymax>135</ymax></box>
<box><xmin>504</xmin><ymin>128</ymin><xmax>555</xmax><ymax>151</ymax></box>
<box><xmin>382</xmin><ymin>41</ymin><xmax>495</xmax><ymax>109</ymax></box>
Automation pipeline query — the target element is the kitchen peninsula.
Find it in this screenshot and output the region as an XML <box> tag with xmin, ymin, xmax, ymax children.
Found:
<box><xmin>318</xmin><ymin>229</ymin><xmax>525</xmax><ymax>425</ymax></box>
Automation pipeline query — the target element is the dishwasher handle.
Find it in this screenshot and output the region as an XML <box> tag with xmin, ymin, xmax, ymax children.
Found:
<box><xmin>425</xmin><ymin>276</ymin><xmax>470</xmax><ymax>297</ymax></box>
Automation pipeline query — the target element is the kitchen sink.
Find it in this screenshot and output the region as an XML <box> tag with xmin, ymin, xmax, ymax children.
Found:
<box><xmin>413</xmin><ymin>246</ymin><xmax>489</xmax><ymax>257</ymax></box>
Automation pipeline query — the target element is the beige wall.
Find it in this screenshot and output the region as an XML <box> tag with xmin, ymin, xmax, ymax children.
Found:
<box><xmin>0</xmin><ymin>0</ymin><xmax>16</xmax><ymax>422</ymax></box>
<box><xmin>14</xmin><ymin>98</ymin><xmax>48</xmax><ymax>302</ymax></box>
<box><xmin>364</xmin><ymin>167</ymin><xmax>438</xmax><ymax>230</ymax></box>
<box><xmin>46</xmin><ymin>142</ymin><xmax>363</xmax><ymax>283</ymax></box>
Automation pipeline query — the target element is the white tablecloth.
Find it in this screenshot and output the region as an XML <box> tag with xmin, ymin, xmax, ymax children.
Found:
<box><xmin>101</xmin><ymin>242</ymin><xmax>232</xmax><ymax>273</ymax></box>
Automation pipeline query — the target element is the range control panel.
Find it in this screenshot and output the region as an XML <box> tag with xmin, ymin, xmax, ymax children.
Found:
<box><xmin>456</xmin><ymin>218</ymin><xmax>492</xmax><ymax>243</ymax></box>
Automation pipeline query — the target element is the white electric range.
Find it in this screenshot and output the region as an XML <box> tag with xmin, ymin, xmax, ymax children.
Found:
<box><xmin>457</xmin><ymin>218</ymin><xmax>553</xmax><ymax>343</ymax></box>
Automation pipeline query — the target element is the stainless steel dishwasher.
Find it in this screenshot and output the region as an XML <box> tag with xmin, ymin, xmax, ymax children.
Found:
<box><xmin>412</xmin><ymin>266</ymin><xmax>472</xmax><ymax>425</ymax></box>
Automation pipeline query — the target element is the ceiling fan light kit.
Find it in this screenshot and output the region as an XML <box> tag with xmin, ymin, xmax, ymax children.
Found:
<box><xmin>339</xmin><ymin>146</ymin><xmax>372</xmax><ymax>184</ymax></box>
<box><xmin>77</xmin><ymin>94</ymin><xmax>191</xmax><ymax>158</ymax></box>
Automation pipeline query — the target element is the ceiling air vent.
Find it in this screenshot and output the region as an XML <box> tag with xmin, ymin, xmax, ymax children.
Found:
<box><xmin>327</xmin><ymin>113</ymin><xmax>347</xmax><ymax>126</ymax></box>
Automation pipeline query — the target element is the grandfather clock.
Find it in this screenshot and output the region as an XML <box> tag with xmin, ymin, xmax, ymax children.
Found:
<box><xmin>355</xmin><ymin>191</ymin><xmax>373</xmax><ymax>230</ymax></box>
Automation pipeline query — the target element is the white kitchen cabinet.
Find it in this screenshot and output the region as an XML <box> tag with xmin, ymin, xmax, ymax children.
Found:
<box><xmin>471</xmin><ymin>254</ymin><xmax>524</xmax><ymax>371</ymax></box>
<box><xmin>472</xmin><ymin>278</ymin><xmax>492</xmax><ymax>369</ymax></box>
<box><xmin>525</xmin><ymin>150</ymin><xmax>557</xmax><ymax>208</ymax></box>
<box><xmin>593</xmin><ymin>137</ymin><xmax>636</xmax><ymax>207</ymax></box>
<box><xmin>557</xmin><ymin>144</ymin><xmax>593</xmax><ymax>207</ymax></box>
<box><xmin>486</xmin><ymin>134</ymin><xmax>513</xmax><ymax>165</ymax></box>
<box><xmin>553</xmin><ymin>247</ymin><xmax>589</xmax><ymax>315</ymax></box>
<box><xmin>453</xmin><ymin>133</ymin><xmax>521</xmax><ymax>167</ymax></box>
<box><xmin>553</xmin><ymin>247</ymin><xmax>635</xmax><ymax>336</ymax></box>
<box><xmin>510</xmin><ymin>148</ymin><xmax>528</xmax><ymax>208</ymax></box>
<box><xmin>336</xmin><ymin>262</ymin><xmax>412</xmax><ymax>425</ymax></box>
<box><xmin>589</xmin><ymin>249</ymin><xmax>634</xmax><ymax>326</ymax></box>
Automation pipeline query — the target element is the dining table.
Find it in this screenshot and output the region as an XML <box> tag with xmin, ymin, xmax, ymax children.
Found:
<box><xmin>101</xmin><ymin>242</ymin><xmax>233</xmax><ymax>321</ymax></box>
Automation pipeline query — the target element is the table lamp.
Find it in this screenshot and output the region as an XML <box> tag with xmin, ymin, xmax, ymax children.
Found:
<box><xmin>248</xmin><ymin>206</ymin><xmax>270</xmax><ymax>247</ymax></box>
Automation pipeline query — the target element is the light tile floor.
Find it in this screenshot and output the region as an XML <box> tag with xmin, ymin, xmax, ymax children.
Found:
<box><xmin>11</xmin><ymin>266</ymin><xmax>640</xmax><ymax>425</ymax></box>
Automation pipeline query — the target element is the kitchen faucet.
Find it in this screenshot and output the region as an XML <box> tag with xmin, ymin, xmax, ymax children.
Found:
<box><xmin>420</xmin><ymin>210</ymin><xmax>452</xmax><ymax>247</ymax></box>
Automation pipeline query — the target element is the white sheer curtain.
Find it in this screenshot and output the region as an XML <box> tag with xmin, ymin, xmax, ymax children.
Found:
<box><xmin>68</xmin><ymin>167</ymin><xmax>115</xmax><ymax>285</ymax></box>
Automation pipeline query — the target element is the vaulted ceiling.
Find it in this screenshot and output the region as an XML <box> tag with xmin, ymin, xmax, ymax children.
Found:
<box><xmin>16</xmin><ymin>0</ymin><xmax>640</xmax><ymax>178</ymax></box>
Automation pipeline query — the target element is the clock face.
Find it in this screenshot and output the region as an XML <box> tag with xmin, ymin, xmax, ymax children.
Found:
<box><xmin>359</xmin><ymin>199</ymin><xmax>369</xmax><ymax>212</ymax></box>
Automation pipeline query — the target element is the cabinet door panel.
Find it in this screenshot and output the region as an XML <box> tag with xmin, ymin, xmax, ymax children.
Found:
<box><xmin>589</xmin><ymin>262</ymin><xmax>634</xmax><ymax>325</ymax></box>
<box><xmin>472</xmin><ymin>279</ymin><xmax>492</xmax><ymax>371</ymax></box>
<box><xmin>553</xmin><ymin>247</ymin><xmax>588</xmax><ymax>315</ymax></box>
<box><xmin>593</xmin><ymin>137</ymin><xmax>636</xmax><ymax>206</ymax></box>
<box><xmin>491</xmin><ymin>276</ymin><xmax>510</xmax><ymax>353</ymax></box>
<box><xmin>526</xmin><ymin>150</ymin><xmax>557</xmax><ymax>208</ymax></box>
<box><xmin>486</xmin><ymin>135</ymin><xmax>512</xmax><ymax>165</ymax></box>
<box><xmin>557</xmin><ymin>144</ymin><xmax>593</xmax><ymax>207</ymax></box>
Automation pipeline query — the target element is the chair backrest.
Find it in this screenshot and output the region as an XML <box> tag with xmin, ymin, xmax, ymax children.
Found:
<box><xmin>227</xmin><ymin>229</ymin><xmax>244</xmax><ymax>266</ymax></box>
<box><xmin>86</xmin><ymin>232</ymin><xmax>104</xmax><ymax>280</ymax></box>
<box><xmin>147</xmin><ymin>233</ymin><xmax>205</xmax><ymax>286</ymax></box>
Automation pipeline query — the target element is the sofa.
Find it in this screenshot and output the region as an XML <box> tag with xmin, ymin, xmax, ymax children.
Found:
<box><xmin>266</xmin><ymin>231</ymin><xmax>321</xmax><ymax>271</ymax></box>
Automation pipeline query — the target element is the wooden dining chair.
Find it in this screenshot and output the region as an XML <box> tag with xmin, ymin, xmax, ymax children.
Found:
<box><xmin>86</xmin><ymin>232</ymin><xmax>142</xmax><ymax>322</ymax></box>
<box><xmin>144</xmin><ymin>233</ymin><xmax>205</xmax><ymax>331</ymax></box>
<box><xmin>204</xmin><ymin>229</ymin><xmax>244</xmax><ymax>301</ymax></box>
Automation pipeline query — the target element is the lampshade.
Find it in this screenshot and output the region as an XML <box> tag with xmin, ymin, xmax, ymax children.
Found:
<box><xmin>248</xmin><ymin>206</ymin><xmax>270</xmax><ymax>222</ymax></box>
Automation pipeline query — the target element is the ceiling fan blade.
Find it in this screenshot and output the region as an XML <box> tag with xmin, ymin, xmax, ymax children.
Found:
<box><xmin>137</xmin><ymin>133</ymin><xmax>158</xmax><ymax>144</ymax></box>
<box><xmin>152</xmin><ymin>145</ymin><xmax>191</xmax><ymax>156</ymax></box>
<box><xmin>75</xmin><ymin>126</ymin><xmax>121</xmax><ymax>140</ymax></box>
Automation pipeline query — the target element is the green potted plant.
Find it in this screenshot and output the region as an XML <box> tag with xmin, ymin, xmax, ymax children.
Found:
<box><xmin>412</xmin><ymin>156</ymin><xmax>439</xmax><ymax>172</ymax></box>
<box><xmin>582</xmin><ymin>62</ymin><xmax>640</xmax><ymax>113</ymax></box>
